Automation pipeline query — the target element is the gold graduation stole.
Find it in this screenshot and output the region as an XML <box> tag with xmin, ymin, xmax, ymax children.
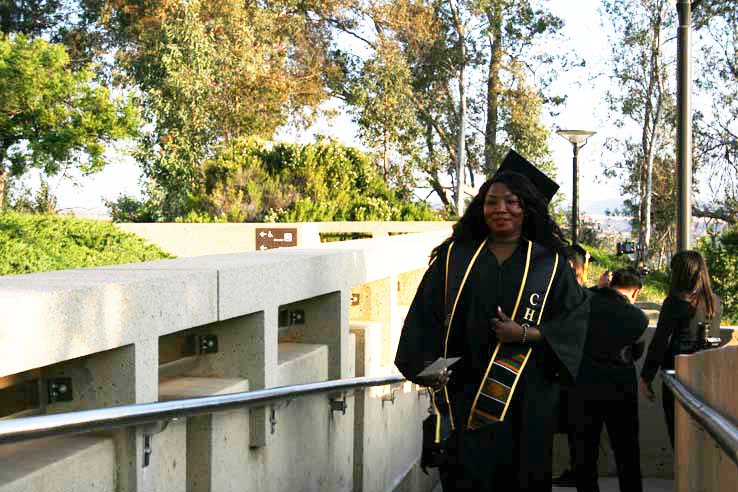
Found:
<box><xmin>467</xmin><ymin>240</ymin><xmax>559</xmax><ymax>430</ymax></box>
<box><xmin>429</xmin><ymin>239</ymin><xmax>488</xmax><ymax>442</ymax></box>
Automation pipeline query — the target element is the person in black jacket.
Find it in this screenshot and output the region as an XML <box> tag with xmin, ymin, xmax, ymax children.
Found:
<box><xmin>570</xmin><ymin>268</ymin><xmax>649</xmax><ymax>492</ymax></box>
<box><xmin>640</xmin><ymin>250</ymin><xmax>723</xmax><ymax>448</ymax></box>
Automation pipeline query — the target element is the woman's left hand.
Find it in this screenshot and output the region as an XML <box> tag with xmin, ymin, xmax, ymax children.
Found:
<box><xmin>492</xmin><ymin>307</ymin><xmax>524</xmax><ymax>343</ymax></box>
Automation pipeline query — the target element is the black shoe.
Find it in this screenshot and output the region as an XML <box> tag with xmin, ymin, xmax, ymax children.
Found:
<box><xmin>552</xmin><ymin>469</ymin><xmax>577</xmax><ymax>487</ymax></box>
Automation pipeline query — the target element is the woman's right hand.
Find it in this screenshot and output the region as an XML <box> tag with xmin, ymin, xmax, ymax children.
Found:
<box><xmin>640</xmin><ymin>378</ymin><xmax>656</xmax><ymax>402</ymax></box>
<box><xmin>417</xmin><ymin>367</ymin><xmax>451</xmax><ymax>391</ymax></box>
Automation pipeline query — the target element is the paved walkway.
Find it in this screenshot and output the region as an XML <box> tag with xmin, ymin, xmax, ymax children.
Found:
<box><xmin>433</xmin><ymin>478</ymin><xmax>674</xmax><ymax>491</ymax></box>
<box><xmin>554</xmin><ymin>478</ymin><xmax>674</xmax><ymax>491</ymax></box>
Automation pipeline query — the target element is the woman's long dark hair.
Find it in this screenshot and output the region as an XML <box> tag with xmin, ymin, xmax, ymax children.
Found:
<box><xmin>669</xmin><ymin>250</ymin><xmax>716</xmax><ymax>319</ymax></box>
<box><xmin>431</xmin><ymin>171</ymin><xmax>568</xmax><ymax>260</ymax></box>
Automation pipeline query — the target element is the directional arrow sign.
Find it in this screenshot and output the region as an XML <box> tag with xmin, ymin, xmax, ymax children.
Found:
<box><xmin>255</xmin><ymin>228</ymin><xmax>298</xmax><ymax>250</ymax></box>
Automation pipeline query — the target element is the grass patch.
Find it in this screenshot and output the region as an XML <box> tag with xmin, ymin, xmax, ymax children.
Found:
<box><xmin>0</xmin><ymin>211</ymin><xmax>172</xmax><ymax>276</ymax></box>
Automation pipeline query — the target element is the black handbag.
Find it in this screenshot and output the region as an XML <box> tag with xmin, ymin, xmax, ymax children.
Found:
<box><xmin>420</xmin><ymin>393</ymin><xmax>452</xmax><ymax>474</ymax></box>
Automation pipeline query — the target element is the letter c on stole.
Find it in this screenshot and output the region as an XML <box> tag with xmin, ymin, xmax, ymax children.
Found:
<box><xmin>529</xmin><ymin>293</ymin><xmax>540</xmax><ymax>306</ymax></box>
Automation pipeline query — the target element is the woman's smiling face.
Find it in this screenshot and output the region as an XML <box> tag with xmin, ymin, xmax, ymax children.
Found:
<box><xmin>484</xmin><ymin>182</ymin><xmax>524</xmax><ymax>239</ymax></box>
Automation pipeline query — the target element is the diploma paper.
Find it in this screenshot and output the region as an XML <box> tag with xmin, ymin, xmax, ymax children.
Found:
<box><xmin>417</xmin><ymin>357</ymin><xmax>461</xmax><ymax>378</ymax></box>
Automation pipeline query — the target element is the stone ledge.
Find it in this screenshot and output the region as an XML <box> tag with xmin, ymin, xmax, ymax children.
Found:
<box><xmin>159</xmin><ymin>377</ymin><xmax>250</xmax><ymax>400</ymax></box>
<box><xmin>277</xmin><ymin>343</ymin><xmax>328</xmax><ymax>387</ymax></box>
<box><xmin>0</xmin><ymin>435</ymin><xmax>115</xmax><ymax>492</ymax></box>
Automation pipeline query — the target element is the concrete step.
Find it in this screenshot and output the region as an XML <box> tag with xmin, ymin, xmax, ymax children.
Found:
<box><xmin>0</xmin><ymin>435</ymin><xmax>115</xmax><ymax>492</ymax></box>
<box><xmin>553</xmin><ymin>477</ymin><xmax>674</xmax><ymax>491</ymax></box>
<box><xmin>433</xmin><ymin>477</ymin><xmax>674</xmax><ymax>491</ymax></box>
<box><xmin>159</xmin><ymin>376</ymin><xmax>249</xmax><ymax>400</ymax></box>
<box><xmin>277</xmin><ymin>342</ymin><xmax>328</xmax><ymax>386</ymax></box>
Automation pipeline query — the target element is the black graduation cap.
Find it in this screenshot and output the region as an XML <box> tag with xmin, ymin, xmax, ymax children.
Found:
<box><xmin>494</xmin><ymin>149</ymin><xmax>559</xmax><ymax>204</ymax></box>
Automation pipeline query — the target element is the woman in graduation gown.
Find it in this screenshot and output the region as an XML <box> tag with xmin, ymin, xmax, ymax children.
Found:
<box><xmin>395</xmin><ymin>150</ymin><xmax>590</xmax><ymax>492</ymax></box>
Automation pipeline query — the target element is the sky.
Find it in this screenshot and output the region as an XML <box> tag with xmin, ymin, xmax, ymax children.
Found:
<box><xmin>36</xmin><ymin>2</ymin><xmax>677</xmax><ymax>218</ymax></box>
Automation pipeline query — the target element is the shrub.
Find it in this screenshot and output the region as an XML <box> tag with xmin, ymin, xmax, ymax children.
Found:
<box><xmin>109</xmin><ymin>138</ymin><xmax>440</xmax><ymax>223</ymax></box>
<box><xmin>0</xmin><ymin>211</ymin><xmax>171</xmax><ymax>275</ymax></box>
<box><xmin>699</xmin><ymin>227</ymin><xmax>738</xmax><ymax>324</ymax></box>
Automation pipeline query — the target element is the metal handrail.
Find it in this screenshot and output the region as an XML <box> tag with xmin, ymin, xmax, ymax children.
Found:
<box><xmin>661</xmin><ymin>369</ymin><xmax>738</xmax><ymax>466</ymax></box>
<box><xmin>0</xmin><ymin>374</ymin><xmax>405</xmax><ymax>445</ymax></box>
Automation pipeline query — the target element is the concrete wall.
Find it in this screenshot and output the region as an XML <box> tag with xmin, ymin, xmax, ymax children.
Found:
<box><xmin>3</xmin><ymin>226</ymin><xmax>725</xmax><ymax>490</ymax></box>
<box><xmin>675</xmin><ymin>343</ymin><xmax>738</xmax><ymax>491</ymax></box>
<box><xmin>117</xmin><ymin>222</ymin><xmax>453</xmax><ymax>257</ymax></box>
<box><xmin>0</xmin><ymin>231</ymin><xmax>450</xmax><ymax>492</ymax></box>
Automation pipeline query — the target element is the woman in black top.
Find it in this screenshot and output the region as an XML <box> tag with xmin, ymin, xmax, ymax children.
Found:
<box><xmin>640</xmin><ymin>250</ymin><xmax>723</xmax><ymax>448</ymax></box>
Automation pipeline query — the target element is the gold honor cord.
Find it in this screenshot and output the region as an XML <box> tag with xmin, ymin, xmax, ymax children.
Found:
<box><xmin>440</xmin><ymin>241</ymin><xmax>453</xmax><ymax>430</ymax></box>
<box><xmin>441</xmin><ymin>239</ymin><xmax>487</xmax><ymax>429</ymax></box>
<box><xmin>498</xmin><ymin>252</ymin><xmax>559</xmax><ymax>421</ymax></box>
<box><xmin>511</xmin><ymin>240</ymin><xmax>533</xmax><ymax>320</ymax></box>
<box><xmin>444</xmin><ymin>242</ymin><xmax>454</xmax><ymax>302</ymax></box>
<box><xmin>467</xmin><ymin>240</ymin><xmax>532</xmax><ymax>429</ymax></box>
<box><xmin>536</xmin><ymin>253</ymin><xmax>559</xmax><ymax>325</ymax></box>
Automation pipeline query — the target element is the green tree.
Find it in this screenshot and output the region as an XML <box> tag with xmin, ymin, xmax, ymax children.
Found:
<box><xmin>0</xmin><ymin>34</ymin><xmax>138</xmax><ymax>208</ymax></box>
<box><xmin>330</xmin><ymin>0</ymin><xmax>565</xmax><ymax>215</ymax></box>
<box><xmin>699</xmin><ymin>227</ymin><xmax>738</xmax><ymax>323</ymax></box>
<box><xmin>601</xmin><ymin>0</ymin><xmax>676</xmax><ymax>260</ymax></box>
<box><xmin>692</xmin><ymin>2</ymin><xmax>738</xmax><ymax>225</ymax></box>
<box><xmin>98</xmin><ymin>0</ymin><xmax>336</xmax><ymax>218</ymax></box>
<box><xmin>474</xmin><ymin>0</ymin><xmax>566</xmax><ymax>174</ymax></box>
<box><xmin>0</xmin><ymin>0</ymin><xmax>63</xmax><ymax>36</ymax></box>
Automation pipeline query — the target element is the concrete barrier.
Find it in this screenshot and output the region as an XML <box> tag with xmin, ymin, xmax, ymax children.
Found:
<box><xmin>675</xmin><ymin>344</ymin><xmax>738</xmax><ymax>491</ymax></box>
<box><xmin>0</xmin><ymin>231</ymin><xmax>450</xmax><ymax>492</ymax></box>
<box><xmin>4</xmin><ymin>226</ymin><xmax>728</xmax><ymax>490</ymax></box>
<box><xmin>117</xmin><ymin>221</ymin><xmax>453</xmax><ymax>257</ymax></box>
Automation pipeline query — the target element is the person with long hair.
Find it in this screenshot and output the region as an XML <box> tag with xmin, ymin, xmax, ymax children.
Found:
<box><xmin>395</xmin><ymin>150</ymin><xmax>590</xmax><ymax>491</ymax></box>
<box><xmin>640</xmin><ymin>250</ymin><xmax>723</xmax><ymax>448</ymax></box>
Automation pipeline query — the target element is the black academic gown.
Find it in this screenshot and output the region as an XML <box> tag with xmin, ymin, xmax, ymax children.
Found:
<box><xmin>395</xmin><ymin>239</ymin><xmax>589</xmax><ymax>492</ymax></box>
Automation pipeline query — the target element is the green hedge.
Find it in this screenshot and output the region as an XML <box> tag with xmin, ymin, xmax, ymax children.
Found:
<box><xmin>109</xmin><ymin>139</ymin><xmax>441</xmax><ymax>223</ymax></box>
<box><xmin>700</xmin><ymin>227</ymin><xmax>738</xmax><ymax>324</ymax></box>
<box><xmin>0</xmin><ymin>211</ymin><xmax>171</xmax><ymax>276</ymax></box>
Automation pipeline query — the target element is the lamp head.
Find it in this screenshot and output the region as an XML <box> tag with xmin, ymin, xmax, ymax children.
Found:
<box><xmin>557</xmin><ymin>129</ymin><xmax>597</xmax><ymax>145</ymax></box>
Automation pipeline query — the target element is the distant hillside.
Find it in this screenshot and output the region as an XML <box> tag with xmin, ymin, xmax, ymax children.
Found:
<box><xmin>0</xmin><ymin>212</ymin><xmax>172</xmax><ymax>276</ymax></box>
<box><xmin>584</xmin><ymin>213</ymin><xmax>730</xmax><ymax>239</ymax></box>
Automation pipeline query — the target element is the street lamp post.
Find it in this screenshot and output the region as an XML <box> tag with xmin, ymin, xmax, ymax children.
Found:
<box><xmin>557</xmin><ymin>129</ymin><xmax>596</xmax><ymax>244</ymax></box>
<box><xmin>675</xmin><ymin>0</ymin><xmax>693</xmax><ymax>251</ymax></box>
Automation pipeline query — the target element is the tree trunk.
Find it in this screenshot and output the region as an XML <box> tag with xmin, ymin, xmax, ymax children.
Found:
<box><xmin>455</xmin><ymin>61</ymin><xmax>467</xmax><ymax>216</ymax></box>
<box><xmin>644</xmin><ymin>140</ymin><xmax>655</xmax><ymax>252</ymax></box>
<box><xmin>448</xmin><ymin>0</ymin><xmax>467</xmax><ymax>217</ymax></box>
<box><xmin>484</xmin><ymin>6</ymin><xmax>503</xmax><ymax>174</ymax></box>
<box><xmin>424</xmin><ymin>121</ymin><xmax>450</xmax><ymax>207</ymax></box>
<box><xmin>0</xmin><ymin>167</ymin><xmax>6</xmax><ymax>209</ymax></box>
<box><xmin>643</xmin><ymin>7</ymin><xmax>665</xmax><ymax>258</ymax></box>
<box><xmin>430</xmin><ymin>172</ymin><xmax>450</xmax><ymax>208</ymax></box>
<box><xmin>383</xmin><ymin>129</ymin><xmax>389</xmax><ymax>180</ymax></box>
<box><xmin>0</xmin><ymin>143</ymin><xmax>7</xmax><ymax>208</ymax></box>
